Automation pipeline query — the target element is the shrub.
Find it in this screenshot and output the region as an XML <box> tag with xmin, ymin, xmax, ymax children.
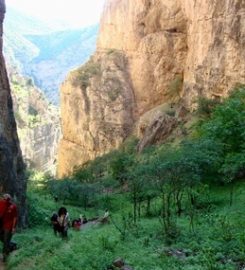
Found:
<box><xmin>197</xmin><ymin>97</ymin><xmax>220</xmax><ymax>117</ymax></box>
<box><xmin>167</xmin><ymin>74</ymin><xmax>183</xmax><ymax>102</ymax></box>
<box><xmin>72</xmin><ymin>60</ymin><xmax>101</xmax><ymax>89</ymax></box>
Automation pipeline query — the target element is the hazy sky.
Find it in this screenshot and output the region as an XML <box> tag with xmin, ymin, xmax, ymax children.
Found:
<box><xmin>7</xmin><ymin>0</ymin><xmax>105</xmax><ymax>28</ymax></box>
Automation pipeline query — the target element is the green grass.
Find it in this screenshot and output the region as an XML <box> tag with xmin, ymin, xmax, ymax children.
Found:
<box><xmin>3</xmin><ymin>182</ymin><xmax>245</xmax><ymax>270</ymax></box>
<box><xmin>7</xmin><ymin>87</ymin><xmax>244</xmax><ymax>269</ymax></box>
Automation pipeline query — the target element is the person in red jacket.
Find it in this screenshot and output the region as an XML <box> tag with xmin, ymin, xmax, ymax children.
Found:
<box><xmin>0</xmin><ymin>194</ymin><xmax>17</xmax><ymax>262</ymax></box>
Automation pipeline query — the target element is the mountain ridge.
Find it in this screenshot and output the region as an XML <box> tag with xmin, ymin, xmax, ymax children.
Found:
<box><xmin>4</xmin><ymin>7</ymin><xmax>99</xmax><ymax>104</ymax></box>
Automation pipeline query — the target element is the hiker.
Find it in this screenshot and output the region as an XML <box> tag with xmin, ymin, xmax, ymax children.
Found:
<box><xmin>50</xmin><ymin>212</ymin><xmax>59</xmax><ymax>235</ymax></box>
<box><xmin>100</xmin><ymin>209</ymin><xmax>110</xmax><ymax>224</ymax></box>
<box><xmin>81</xmin><ymin>214</ymin><xmax>88</xmax><ymax>224</ymax></box>
<box><xmin>71</xmin><ymin>217</ymin><xmax>82</xmax><ymax>230</ymax></box>
<box><xmin>57</xmin><ymin>207</ymin><xmax>70</xmax><ymax>238</ymax></box>
<box><xmin>0</xmin><ymin>194</ymin><xmax>17</xmax><ymax>262</ymax></box>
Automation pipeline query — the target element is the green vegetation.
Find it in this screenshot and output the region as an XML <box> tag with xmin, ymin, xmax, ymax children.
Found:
<box><xmin>10</xmin><ymin>72</ymin><xmax>57</xmax><ymax>130</ymax></box>
<box><xmin>196</xmin><ymin>97</ymin><xmax>220</xmax><ymax>118</ymax></box>
<box><xmin>107</xmin><ymin>86</ymin><xmax>121</xmax><ymax>102</ymax></box>
<box><xmin>167</xmin><ymin>74</ymin><xmax>183</xmax><ymax>102</ymax></box>
<box><xmin>72</xmin><ymin>60</ymin><xmax>102</xmax><ymax>89</ymax></box>
<box><xmin>5</xmin><ymin>86</ymin><xmax>245</xmax><ymax>270</ymax></box>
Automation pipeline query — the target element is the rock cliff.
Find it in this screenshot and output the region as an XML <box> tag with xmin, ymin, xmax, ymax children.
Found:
<box><xmin>58</xmin><ymin>0</ymin><xmax>245</xmax><ymax>177</ymax></box>
<box><xmin>9</xmin><ymin>68</ymin><xmax>60</xmax><ymax>175</ymax></box>
<box><xmin>0</xmin><ymin>0</ymin><xmax>27</xmax><ymax>226</ymax></box>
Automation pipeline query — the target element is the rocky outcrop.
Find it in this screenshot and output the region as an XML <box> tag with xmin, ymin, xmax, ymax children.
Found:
<box><xmin>110</xmin><ymin>258</ymin><xmax>134</xmax><ymax>270</ymax></box>
<box><xmin>58</xmin><ymin>51</ymin><xmax>134</xmax><ymax>177</ymax></box>
<box><xmin>58</xmin><ymin>0</ymin><xmax>245</xmax><ymax>177</ymax></box>
<box><xmin>136</xmin><ymin>110</ymin><xmax>178</xmax><ymax>152</ymax></box>
<box><xmin>20</xmin><ymin>123</ymin><xmax>60</xmax><ymax>174</ymax></box>
<box><xmin>0</xmin><ymin>0</ymin><xmax>27</xmax><ymax>226</ymax></box>
<box><xmin>98</xmin><ymin>0</ymin><xmax>245</xmax><ymax>109</ymax></box>
<box><xmin>181</xmin><ymin>0</ymin><xmax>245</xmax><ymax>107</ymax></box>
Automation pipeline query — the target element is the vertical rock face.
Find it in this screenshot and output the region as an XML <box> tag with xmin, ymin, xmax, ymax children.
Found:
<box><xmin>58</xmin><ymin>0</ymin><xmax>245</xmax><ymax>177</ymax></box>
<box><xmin>181</xmin><ymin>0</ymin><xmax>245</xmax><ymax>106</ymax></box>
<box><xmin>20</xmin><ymin>123</ymin><xmax>60</xmax><ymax>174</ymax></box>
<box><xmin>0</xmin><ymin>0</ymin><xmax>27</xmax><ymax>226</ymax></box>
<box><xmin>9</xmin><ymin>69</ymin><xmax>60</xmax><ymax>175</ymax></box>
<box><xmin>98</xmin><ymin>0</ymin><xmax>245</xmax><ymax>108</ymax></box>
<box><xmin>98</xmin><ymin>0</ymin><xmax>187</xmax><ymax>115</ymax></box>
<box><xmin>58</xmin><ymin>52</ymin><xmax>135</xmax><ymax>177</ymax></box>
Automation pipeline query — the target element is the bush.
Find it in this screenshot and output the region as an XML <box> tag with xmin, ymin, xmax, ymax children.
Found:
<box><xmin>47</xmin><ymin>179</ymin><xmax>100</xmax><ymax>209</ymax></box>
<box><xmin>167</xmin><ymin>74</ymin><xmax>183</xmax><ymax>102</ymax></box>
<box><xmin>27</xmin><ymin>192</ymin><xmax>52</xmax><ymax>227</ymax></box>
<box><xmin>197</xmin><ymin>97</ymin><xmax>220</xmax><ymax>117</ymax></box>
<box><xmin>72</xmin><ymin>60</ymin><xmax>101</xmax><ymax>89</ymax></box>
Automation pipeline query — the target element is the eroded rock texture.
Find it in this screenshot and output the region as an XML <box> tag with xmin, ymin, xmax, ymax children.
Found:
<box><xmin>58</xmin><ymin>52</ymin><xmax>135</xmax><ymax>177</ymax></box>
<box><xmin>0</xmin><ymin>0</ymin><xmax>27</xmax><ymax>226</ymax></box>
<box><xmin>9</xmin><ymin>70</ymin><xmax>60</xmax><ymax>175</ymax></box>
<box><xmin>58</xmin><ymin>0</ymin><xmax>245</xmax><ymax>177</ymax></box>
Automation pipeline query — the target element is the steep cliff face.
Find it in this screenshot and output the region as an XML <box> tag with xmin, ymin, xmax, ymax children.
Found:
<box><xmin>181</xmin><ymin>0</ymin><xmax>245</xmax><ymax>106</ymax></box>
<box><xmin>0</xmin><ymin>0</ymin><xmax>27</xmax><ymax>226</ymax></box>
<box><xmin>58</xmin><ymin>0</ymin><xmax>245</xmax><ymax>177</ymax></box>
<box><xmin>98</xmin><ymin>0</ymin><xmax>245</xmax><ymax>109</ymax></box>
<box><xmin>10</xmin><ymin>68</ymin><xmax>60</xmax><ymax>174</ymax></box>
<box><xmin>58</xmin><ymin>51</ymin><xmax>135</xmax><ymax>177</ymax></box>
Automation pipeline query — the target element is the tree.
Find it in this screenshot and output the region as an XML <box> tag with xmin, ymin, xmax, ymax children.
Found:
<box><xmin>200</xmin><ymin>86</ymin><xmax>245</xmax><ymax>202</ymax></box>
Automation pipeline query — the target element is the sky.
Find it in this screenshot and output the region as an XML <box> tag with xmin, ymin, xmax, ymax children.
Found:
<box><xmin>6</xmin><ymin>0</ymin><xmax>105</xmax><ymax>28</ymax></box>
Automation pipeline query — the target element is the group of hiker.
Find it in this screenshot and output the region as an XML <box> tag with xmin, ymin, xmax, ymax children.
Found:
<box><xmin>0</xmin><ymin>192</ymin><xmax>111</xmax><ymax>261</ymax></box>
<box><xmin>50</xmin><ymin>207</ymin><xmax>110</xmax><ymax>238</ymax></box>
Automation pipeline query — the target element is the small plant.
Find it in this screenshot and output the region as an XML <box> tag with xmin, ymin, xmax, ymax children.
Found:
<box><xmin>216</xmin><ymin>215</ymin><xmax>234</xmax><ymax>242</ymax></box>
<box><xmin>99</xmin><ymin>235</ymin><xmax>117</xmax><ymax>251</ymax></box>
<box><xmin>197</xmin><ymin>97</ymin><xmax>220</xmax><ymax>117</ymax></box>
<box><xmin>110</xmin><ymin>214</ymin><xmax>130</xmax><ymax>241</ymax></box>
<box><xmin>72</xmin><ymin>60</ymin><xmax>101</xmax><ymax>89</ymax></box>
<box><xmin>107</xmin><ymin>87</ymin><xmax>121</xmax><ymax>101</ymax></box>
<box><xmin>28</xmin><ymin>114</ymin><xmax>41</xmax><ymax>128</ymax></box>
<box><xmin>106</xmin><ymin>49</ymin><xmax>117</xmax><ymax>55</ymax></box>
<box><xmin>167</xmin><ymin>74</ymin><xmax>183</xmax><ymax>102</ymax></box>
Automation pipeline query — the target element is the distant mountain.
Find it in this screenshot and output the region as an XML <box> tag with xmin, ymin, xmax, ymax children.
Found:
<box><xmin>4</xmin><ymin>8</ymin><xmax>99</xmax><ymax>104</ymax></box>
<box><xmin>24</xmin><ymin>26</ymin><xmax>98</xmax><ymax>104</ymax></box>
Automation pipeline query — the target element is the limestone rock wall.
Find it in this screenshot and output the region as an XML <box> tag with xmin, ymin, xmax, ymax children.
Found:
<box><xmin>58</xmin><ymin>0</ymin><xmax>245</xmax><ymax>177</ymax></box>
<box><xmin>98</xmin><ymin>0</ymin><xmax>245</xmax><ymax>109</ymax></box>
<box><xmin>98</xmin><ymin>0</ymin><xmax>187</xmax><ymax>115</ymax></box>
<box><xmin>0</xmin><ymin>0</ymin><xmax>27</xmax><ymax>226</ymax></box>
<box><xmin>181</xmin><ymin>0</ymin><xmax>245</xmax><ymax>106</ymax></box>
<box><xmin>58</xmin><ymin>52</ymin><xmax>134</xmax><ymax>177</ymax></box>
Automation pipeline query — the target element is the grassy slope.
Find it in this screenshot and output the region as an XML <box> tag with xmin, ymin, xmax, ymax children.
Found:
<box><xmin>4</xmin><ymin>182</ymin><xmax>245</xmax><ymax>270</ymax></box>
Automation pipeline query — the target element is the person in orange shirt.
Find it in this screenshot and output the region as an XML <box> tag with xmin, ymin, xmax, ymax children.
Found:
<box><xmin>0</xmin><ymin>194</ymin><xmax>17</xmax><ymax>262</ymax></box>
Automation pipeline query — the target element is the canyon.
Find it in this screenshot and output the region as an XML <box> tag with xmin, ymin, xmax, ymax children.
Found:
<box><xmin>58</xmin><ymin>0</ymin><xmax>245</xmax><ymax>177</ymax></box>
